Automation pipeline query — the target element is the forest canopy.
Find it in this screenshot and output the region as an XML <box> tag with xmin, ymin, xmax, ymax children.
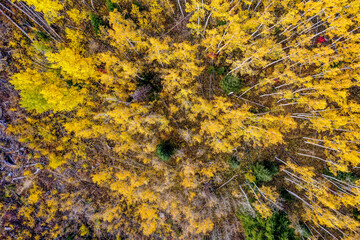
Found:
<box><xmin>1</xmin><ymin>0</ymin><xmax>360</xmax><ymax>239</ymax></box>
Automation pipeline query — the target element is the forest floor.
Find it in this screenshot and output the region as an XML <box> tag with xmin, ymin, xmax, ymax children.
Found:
<box><xmin>0</xmin><ymin>20</ymin><xmax>32</xmax><ymax>237</ymax></box>
<box><xmin>0</xmin><ymin>20</ymin><xmax>24</xmax><ymax>178</ymax></box>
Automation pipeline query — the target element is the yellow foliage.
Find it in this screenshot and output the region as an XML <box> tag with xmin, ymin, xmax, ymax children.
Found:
<box><xmin>46</xmin><ymin>48</ymin><xmax>98</xmax><ymax>81</ymax></box>
<box><xmin>22</xmin><ymin>0</ymin><xmax>63</xmax><ymax>23</ymax></box>
<box><xmin>79</xmin><ymin>224</ymin><xmax>89</xmax><ymax>236</ymax></box>
<box><xmin>253</xmin><ymin>202</ymin><xmax>272</xmax><ymax>219</ymax></box>
<box><xmin>28</xmin><ymin>184</ymin><xmax>43</xmax><ymax>204</ymax></box>
<box><xmin>5</xmin><ymin>0</ymin><xmax>360</xmax><ymax>238</ymax></box>
<box><xmin>67</xmin><ymin>8</ymin><xmax>87</xmax><ymax>25</ymax></box>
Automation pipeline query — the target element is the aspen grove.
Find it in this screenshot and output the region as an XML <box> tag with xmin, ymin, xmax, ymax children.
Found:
<box><xmin>1</xmin><ymin>0</ymin><xmax>360</xmax><ymax>239</ymax></box>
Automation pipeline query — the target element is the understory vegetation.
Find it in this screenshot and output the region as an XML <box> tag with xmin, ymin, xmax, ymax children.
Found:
<box><xmin>1</xmin><ymin>0</ymin><xmax>360</xmax><ymax>239</ymax></box>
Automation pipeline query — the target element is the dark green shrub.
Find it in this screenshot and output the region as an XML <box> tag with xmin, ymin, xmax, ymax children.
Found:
<box><xmin>237</xmin><ymin>211</ymin><xmax>299</xmax><ymax>240</ymax></box>
<box><xmin>352</xmin><ymin>208</ymin><xmax>360</xmax><ymax>222</ymax></box>
<box><xmin>208</xmin><ymin>66</ymin><xmax>225</xmax><ymax>75</ymax></box>
<box><xmin>35</xmin><ymin>31</ymin><xmax>50</xmax><ymax>42</ymax></box>
<box><xmin>106</xmin><ymin>0</ymin><xmax>115</xmax><ymax>11</ymax></box>
<box><xmin>252</xmin><ymin>162</ymin><xmax>279</xmax><ymax>183</ymax></box>
<box><xmin>106</xmin><ymin>0</ymin><xmax>120</xmax><ymax>12</ymax></box>
<box><xmin>90</xmin><ymin>13</ymin><xmax>108</xmax><ymax>35</ymax></box>
<box><xmin>322</xmin><ymin>168</ymin><xmax>359</xmax><ymax>183</ymax></box>
<box><xmin>221</xmin><ymin>74</ymin><xmax>242</xmax><ymax>94</ymax></box>
<box><xmin>229</xmin><ymin>156</ymin><xmax>241</xmax><ymax>169</ymax></box>
<box><xmin>156</xmin><ymin>140</ymin><xmax>175</xmax><ymax>161</ymax></box>
<box><xmin>216</xmin><ymin>66</ymin><xmax>225</xmax><ymax>75</ymax></box>
<box><xmin>249</xmin><ymin>107</ymin><xmax>269</xmax><ymax>114</ymax></box>
<box><xmin>253</xmin><ymin>163</ymin><xmax>272</xmax><ymax>182</ymax></box>
<box><xmin>208</xmin><ymin>66</ymin><xmax>215</xmax><ymax>74</ymax></box>
<box><xmin>336</xmin><ymin>171</ymin><xmax>359</xmax><ymax>182</ymax></box>
<box><xmin>217</xmin><ymin>20</ymin><xmax>227</xmax><ymax>26</ymax></box>
<box><xmin>330</xmin><ymin>61</ymin><xmax>343</xmax><ymax>68</ymax></box>
<box><xmin>133</xmin><ymin>1</ymin><xmax>145</xmax><ymax>11</ymax></box>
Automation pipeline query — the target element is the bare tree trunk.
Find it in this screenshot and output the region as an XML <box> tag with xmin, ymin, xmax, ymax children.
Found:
<box><xmin>0</xmin><ymin>8</ymin><xmax>33</xmax><ymax>42</ymax></box>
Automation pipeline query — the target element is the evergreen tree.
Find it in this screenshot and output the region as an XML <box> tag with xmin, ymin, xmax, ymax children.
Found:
<box><xmin>237</xmin><ymin>211</ymin><xmax>299</xmax><ymax>240</ymax></box>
